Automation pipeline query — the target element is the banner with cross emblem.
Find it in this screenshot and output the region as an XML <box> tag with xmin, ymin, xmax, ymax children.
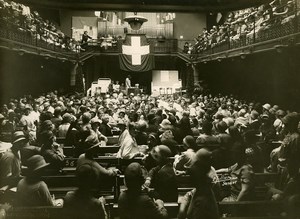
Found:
<box><xmin>119</xmin><ymin>34</ymin><xmax>155</xmax><ymax>72</ymax></box>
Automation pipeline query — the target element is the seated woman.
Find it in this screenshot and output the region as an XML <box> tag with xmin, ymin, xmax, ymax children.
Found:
<box><xmin>216</xmin><ymin>145</ymin><xmax>255</xmax><ymax>202</ymax></box>
<box><xmin>118</xmin><ymin>162</ymin><xmax>168</xmax><ymax>219</ymax></box>
<box><xmin>40</xmin><ymin>130</ymin><xmax>65</xmax><ymax>172</ymax></box>
<box><xmin>117</xmin><ymin>123</ymin><xmax>142</xmax><ymax>159</ymax></box>
<box><xmin>16</xmin><ymin>155</ymin><xmax>55</xmax><ymax>206</ymax></box>
<box><xmin>173</xmin><ymin>136</ymin><xmax>221</xmax><ymax>201</ymax></box>
<box><xmin>64</xmin><ymin>162</ymin><xmax>107</xmax><ymax>219</ymax></box>
<box><xmin>178</xmin><ymin>149</ymin><xmax>219</xmax><ymax>219</ymax></box>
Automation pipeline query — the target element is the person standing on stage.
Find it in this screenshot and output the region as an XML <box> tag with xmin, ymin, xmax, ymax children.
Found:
<box><xmin>125</xmin><ymin>75</ymin><xmax>131</xmax><ymax>95</ymax></box>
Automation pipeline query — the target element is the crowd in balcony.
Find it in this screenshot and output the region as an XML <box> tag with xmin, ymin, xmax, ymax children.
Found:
<box><xmin>0</xmin><ymin>0</ymin><xmax>81</xmax><ymax>52</ymax></box>
<box><xmin>184</xmin><ymin>0</ymin><xmax>299</xmax><ymax>54</ymax></box>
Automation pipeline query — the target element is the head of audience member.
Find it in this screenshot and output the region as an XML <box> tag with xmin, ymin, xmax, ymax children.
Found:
<box><xmin>101</xmin><ymin>114</ymin><xmax>110</xmax><ymax>125</ymax></box>
<box><xmin>40</xmin><ymin>112</ymin><xmax>53</xmax><ymax>123</ymax></box>
<box><xmin>160</xmin><ymin>130</ymin><xmax>175</xmax><ymax>142</ymax></box>
<box><xmin>12</xmin><ymin>131</ymin><xmax>27</xmax><ymax>151</ymax></box>
<box><xmin>24</xmin><ymin>105</ymin><xmax>32</xmax><ymax>116</ymax></box>
<box><xmin>124</xmin><ymin>162</ymin><xmax>145</xmax><ymax>193</ymax></box>
<box><xmin>117</xmin><ymin>120</ymin><xmax>127</xmax><ymax>133</ymax></box>
<box><xmin>159</xmin><ymin>119</ymin><xmax>172</xmax><ymax>132</ymax></box>
<box><xmin>202</xmin><ymin>121</ymin><xmax>213</xmax><ymax>135</ymax></box>
<box><xmin>54</xmin><ymin>107</ymin><xmax>62</xmax><ymax>118</ymax></box>
<box><xmin>184</xmin><ymin>148</ymin><xmax>212</xmax><ymax>185</ymax></box>
<box><xmin>26</xmin><ymin>155</ymin><xmax>50</xmax><ymax>179</ymax></box>
<box><xmin>128</xmin><ymin>123</ymin><xmax>137</xmax><ymax>137</ymax></box>
<box><xmin>216</xmin><ymin>121</ymin><xmax>228</xmax><ymax>134</ymax></box>
<box><xmin>39</xmin><ymin>130</ymin><xmax>55</xmax><ymax>148</ymax></box>
<box><xmin>150</xmin><ymin>145</ymin><xmax>172</xmax><ymax>166</ymax></box>
<box><xmin>243</xmin><ymin>130</ymin><xmax>258</xmax><ymax>145</ymax></box>
<box><xmin>183</xmin><ymin>135</ymin><xmax>197</xmax><ymax>151</ymax></box>
<box><xmin>76</xmin><ymin>163</ymin><xmax>99</xmax><ymax>191</ymax></box>
<box><xmin>62</xmin><ymin>113</ymin><xmax>72</xmax><ymax>124</ymax></box>
<box><xmin>82</xmin><ymin>112</ymin><xmax>91</xmax><ymax>125</ymax></box>
<box><xmin>90</xmin><ymin>117</ymin><xmax>101</xmax><ymax>132</ymax></box>
<box><xmin>147</xmin><ymin>133</ymin><xmax>158</xmax><ymax>149</ymax></box>
<box><xmin>282</xmin><ymin>112</ymin><xmax>300</xmax><ymax>133</ymax></box>
<box><xmin>228</xmin><ymin>126</ymin><xmax>242</xmax><ymax>141</ymax></box>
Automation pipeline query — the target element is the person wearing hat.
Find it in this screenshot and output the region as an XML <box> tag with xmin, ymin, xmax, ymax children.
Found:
<box><xmin>196</xmin><ymin>121</ymin><xmax>219</xmax><ymax>148</ymax></box>
<box><xmin>279</xmin><ymin>112</ymin><xmax>300</xmax><ymax>178</ymax></box>
<box><xmin>178</xmin><ymin>148</ymin><xmax>219</xmax><ymax>219</ymax></box>
<box><xmin>15</xmin><ymin>155</ymin><xmax>54</xmax><ymax>207</ymax></box>
<box><xmin>259</xmin><ymin>112</ymin><xmax>276</xmax><ymax>143</ymax></box>
<box><xmin>64</xmin><ymin>162</ymin><xmax>107</xmax><ymax>219</ymax></box>
<box><xmin>213</xmin><ymin>121</ymin><xmax>232</xmax><ymax>169</ymax></box>
<box><xmin>216</xmin><ymin>144</ymin><xmax>255</xmax><ymax>202</ymax></box>
<box><xmin>40</xmin><ymin>130</ymin><xmax>65</xmax><ymax>172</ymax></box>
<box><xmin>144</xmin><ymin>145</ymin><xmax>178</xmax><ymax>202</ymax></box>
<box><xmin>90</xmin><ymin>117</ymin><xmax>107</xmax><ymax>144</ymax></box>
<box><xmin>273</xmin><ymin>109</ymin><xmax>286</xmax><ymax>137</ymax></box>
<box><xmin>0</xmin><ymin>131</ymin><xmax>27</xmax><ymax>191</ymax></box>
<box><xmin>173</xmin><ymin>135</ymin><xmax>199</xmax><ymax>175</ymax></box>
<box><xmin>159</xmin><ymin>130</ymin><xmax>179</xmax><ymax>156</ymax></box>
<box><xmin>118</xmin><ymin>162</ymin><xmax>168</xmax><ymax>219</ymax></box>
<box><xmin>57</xmin><ymin>113</ymin><xmax>72</xmax><ymax>138</ymax></box>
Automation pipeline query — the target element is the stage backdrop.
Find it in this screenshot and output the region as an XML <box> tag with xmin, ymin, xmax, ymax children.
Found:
<box><xmin>152</xmin><ymin>70</ymin><xmax>181</xmax><ymax>95</ymax></box>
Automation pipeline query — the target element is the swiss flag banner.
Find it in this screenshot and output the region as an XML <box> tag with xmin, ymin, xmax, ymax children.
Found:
<box><xmin>119</xmin><ymin>34</ymin><xmax>155</xmax><ymax>72</ymax></box>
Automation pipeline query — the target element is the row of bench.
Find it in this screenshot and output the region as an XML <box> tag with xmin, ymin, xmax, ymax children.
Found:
<box><xmin>5</xmin><ymin>201</ymin><xmax>284</xmax><ymax>219</ymax></box>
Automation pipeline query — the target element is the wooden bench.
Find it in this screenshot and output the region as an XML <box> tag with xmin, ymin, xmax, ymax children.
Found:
<box><xmin>63</xmin><ymin>146</ymin><xmax>120</xmax><ymax>157</ymax></box>
<box><xmin>219</xmin><ymin>200</ymin><xmax>284</xmax><ymax>217</ymax></box>
<box><xmin>5</xmin><ymin>202</ymin><xmax>284</xmax><ymax>219</ymax></box>
<box><xmin>107</xmin><ymin>136</ymin><xmax>119</xmax><ymax>145</ymax></box>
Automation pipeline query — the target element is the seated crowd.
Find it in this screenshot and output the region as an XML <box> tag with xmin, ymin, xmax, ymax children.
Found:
<box><xmin>0</xmin><ymin>88</ymin><xmax>299</xmax><ymax>218</ymax></box>
<box><xmin>0</xmin><ymin>0</ymin><xmax>81</xmax><ymax>52</ymax></box>
<box><xmin>183</xmin><ymin>0</ymin><xmax>299</xmax><ymax>54</ymax></box>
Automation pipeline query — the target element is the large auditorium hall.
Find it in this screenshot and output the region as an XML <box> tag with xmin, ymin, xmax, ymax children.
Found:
<box><xmin>0</xmin><ymin>0</ymin><xmax>300</xmax><ymax>218</ymax></box>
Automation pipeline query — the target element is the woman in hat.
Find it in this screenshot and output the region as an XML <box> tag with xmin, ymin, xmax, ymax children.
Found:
<box><xmin>118</xmin><ymin>162</ymin><xmax>168</xmax><ymax>219</ymax></box>
<box><xmin>178</xmin><ymin>148</ymin><xmax>219</xmax><ymax>219</ymax></box>
<box><xmin>64</xmin><ymin>162</ymin><xmax>107</xmax><ymax>219</ymax></box>
<box><xmin>16</xmin><ymin>155</ymin><xmax>54</xmax><ymax>206</ymax></box>
<box><xmin>144</xmin><ymin>145</ymin><xmax>178</xmax><ymax>202</ymax></box>
<box><xmin>40</xmin><ymin>130</ymin><xmax>65</xmax><ymax>172</ymax></box>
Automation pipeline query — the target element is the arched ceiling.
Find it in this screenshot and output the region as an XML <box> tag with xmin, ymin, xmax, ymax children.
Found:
<box><xmin>15</xmin><ymin>0</ymin><xmax>271</xmax><ymax>12</ymax></box>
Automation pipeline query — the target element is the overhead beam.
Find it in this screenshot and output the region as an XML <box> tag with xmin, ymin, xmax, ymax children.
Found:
<box><xmin>15</xmin><ymin>0</ymin><xmax>271</xmax><ymax>12</ymax></box>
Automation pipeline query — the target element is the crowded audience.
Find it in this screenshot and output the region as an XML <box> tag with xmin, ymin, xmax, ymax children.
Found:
<box><xmin>0</xmin><ymin>86</ymin><xmax>299</xmax><ymax>218</ymax></box>
<box><xmin>0</xmin><ymin>0</ymin><xmax>81</xmax><ymax>52</ymax></box>
<box><xmin>184</xmin><ymin>0</ymin><xmax>299</xmax><ymax>54</ymax></box>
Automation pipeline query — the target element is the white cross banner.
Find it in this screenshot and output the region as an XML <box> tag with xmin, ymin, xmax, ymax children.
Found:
<box><xmin>119</xmin><ymin>34</ymin><xmax>155</xmax><ymax>72</ymax></box>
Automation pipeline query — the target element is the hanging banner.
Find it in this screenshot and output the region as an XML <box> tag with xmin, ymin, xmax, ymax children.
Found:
<box><xmin>119</xmin><ymin>34</ymin><xmax>155</xmax><ymax>72</ymax></box>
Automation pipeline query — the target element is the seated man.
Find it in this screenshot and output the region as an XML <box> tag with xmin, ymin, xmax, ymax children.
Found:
<box><xmin>118</xmin><ymin>162</ymin><xmax>168</xmax><ymax>219</ymax></box>
<box><xmin>144</xmin><ymin>145</ymin><xmax>178</xmax><ymax>202</ymax></box>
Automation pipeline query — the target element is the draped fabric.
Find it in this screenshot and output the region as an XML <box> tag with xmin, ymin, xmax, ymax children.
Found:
<box><xmin>119</xmin><ymin>34</ymin><xmax>155</xmax><ymax>72</ymax></box>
